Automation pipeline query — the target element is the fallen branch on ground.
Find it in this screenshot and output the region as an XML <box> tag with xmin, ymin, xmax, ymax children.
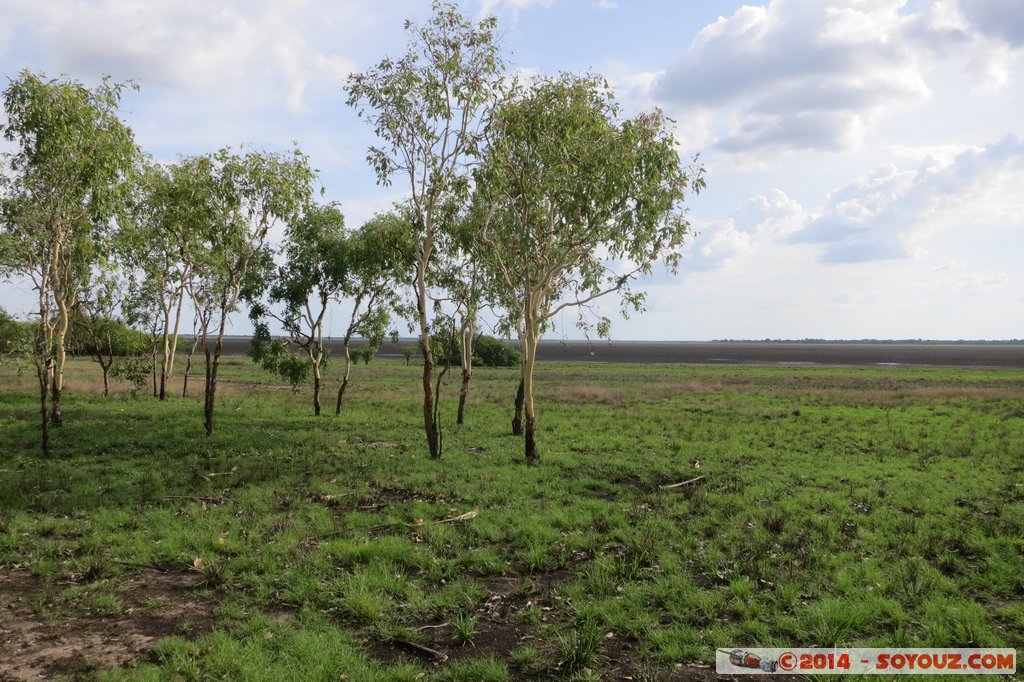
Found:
<box><xmin>412</xmin><ymin>622</ymin><xmax>450</xmax><ymax>631</ymax></box>
<box><xmin>659</xmin><ymin>476</ymin><xmax>705</xmax><ymax>490</ymax></box>
<box><xmin>393</xmin><ymin>638</ymin><xmax>448</xmax><ymax>662</ymax></box>
<box><xmin>433</xmin><ymin>508</ymin><xmax>481</xmax><ymax>523</ymax></box>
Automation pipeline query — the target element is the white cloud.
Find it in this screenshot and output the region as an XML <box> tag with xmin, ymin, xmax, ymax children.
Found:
<box><xmin>730</xmin><ymin>189</ymin><xmax>805</xmax><ymax>236</ymax></box>
<box><xmin>789</xmin><ymin>135</ymin><xmax>1024</xmax><ymax>263</ymax></box>
<box><xmin>478</xmin><ymin>0</ymin><xmax>555</xmax><ymax>19</ymax></box>
<box><xmin>957</xmin><ymin>0</ymin><xmax>1024</xmax><ymax>47</ymax></box>
<box><xmin>653</xmin><ymin>0</ymin><xmax>1004</xmax><ymax>155</ymax></box>
<box><xmin>683</xmin><ymin>218</ymin><xmax>753</xmax><ymax>272</ymax></box>
<box><xmin>9</xmin><ymin>1</ymin><xmax>368</xmax><ymax>114</ymax></box>
<box><xmin>679</xmin><ymin>189</ymin><xmax>804</xmax><ymax>274</ymax></box>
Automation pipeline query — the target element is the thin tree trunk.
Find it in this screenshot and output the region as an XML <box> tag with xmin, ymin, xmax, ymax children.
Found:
<box><xmin>311</xmin><ymin>349</ymin><xmax>322</xmax><ymax>416</ymax></box>
<box><xmin>415</xmin><ymin>257</ymin><xmax>440</xmax><ymax>459</ymax></box>
<box><xmin>457</xmin><ymin>369</ymin><xmax>470</xmax><ymax>425</ymax></box>
<box><xmin>524</xmin><ymin>409</ymin><xmax>537</xmax><ymax>462</ymax></box>
<box><xmin>203</xmin><ymin>342</ymin><xmax>214</xmax><ymax>435</ymax></box>
<box><xmin>151</xmin><ymin>340</ymin><xmax>158</xmax><ymax>398</ymax></box>
<box><xmin>159</xmin><ymin>302</ymin><xmax>171</xmax><ymax>401</ymax></box>
<box><xmin>158</xmin><ymin>348</ymin><xmax>168</xmax><ymax>399</ymax></box>
<box><xmin>50</xmin><ymin>370</ymin><xmax>62</xmax><ymax>427</ymax></box>
<box><xmin>101</xmin><ymin>332</ymin><xmax>113</xmax><ymax>398</ymax></box>
<box><xmin>36</xmin><ymin>265</ymin><xmax>53</xmax><ymax>455</ymax></box>
<box><xmin>37</xmin><ymin>358</ymin><xmax>51</xmax><ymax>457</ymax></box>
<box><xmin>182</xmin><ymin>334</ymin><xmax>200</xmax><ymax>398</ymax></box>
<box><xmin>456</xmin><ymin>322</ymin><xmax>473</xmax><ymax>425</ymax></box>
<box><xmin>523</xmin><ymin>304</ymin><xmax>540</xmax><ymax>463</ymax></box>
<box><xmin>512</xmin><ymin>376</ymin><xmax>524</xmax><ymax>436</ymax></box>
<box><xmin>313</xmin><ymin>372</ymin><xmax>321</xmax><ymax>415</ymax></box>
<box><xmin>335</xmin><ymin>340</ymin><xmax>352</xmax><ymax>415</ymax></box>
<box><xmin>204</xmin><ymin>338</ymin><xmax>223</xmax><ymax>436</ymax></box>
<box><xmin>50</xmin><ymin>302</ymin><xmax>68</xmax><ymax>426</ymax></box>
<box><xmin>204</xmin><ymin>303</ymin><xmax>229</xmax><ymax>436</ymax></box>
<box><xmin>167</xmin><ymin>285</ymin><xmax>186</xmax><ymax>373</ymax></box>
<box><xmin>434</xmin><ymin>355</ymin><xmax>450</xmax><ymax>458</ymax></box>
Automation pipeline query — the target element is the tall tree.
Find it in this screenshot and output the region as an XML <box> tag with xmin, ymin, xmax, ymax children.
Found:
<box><xmin>334</xmin><ymin>212</ymin><xmax>412</xmax><ymax>415</ymax></box>
<box><xmin>474</xmin><ymin>73</ymin><xmax>705</xmax><ymax>462</ymax></box>
<box><xmin>71</xmin><ymin>268</ymin><xmax>138</xmax><ymax>396</ymax></box>
<box><xmin>250</xmin><ymin>203</ymin><xmax>348</xmax><ymax>416</ymax></box>
<box><xmin>120</xmin><ymin>269</ymin><xmax>165</xmax><ymax>398</ymax></box>
<box><xmin>181</xmin><ymin>273</ymin><xmax>215</xmax><ymax>399</ymax></box>
<box><xmin>190</xmin><ymin>147</ymin><xmax>316</xmax><ymax>436</ymax></box>
<box><xmin>430</xmin><ymin>215</ymin><xmax>485</xmax><ymax>426</ymax></box>
<box><xmin>345</xmin><ymin>1</ymin><xmax>504</xmax><ymax>459</ymax></box>
<box><xmin>0</xmin><ymin>71</ymin><xmax>137</xmax><ymax>454</ymax></box>
<box><xmin>121</xmin><ymin>159</ymin><xmax>205</xmax><ymax>400</ymax></box>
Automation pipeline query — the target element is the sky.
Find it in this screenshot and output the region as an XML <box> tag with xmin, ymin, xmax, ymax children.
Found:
<box><xmin>0</xmin><ymin>0</ymin><xmax>1022</xmax><ymax>341</ymax></box>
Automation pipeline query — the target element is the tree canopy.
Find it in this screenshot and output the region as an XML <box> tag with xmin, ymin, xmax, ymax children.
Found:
<box><xmin>472</xmin><ymin>73</ymin><xmax>705</xmax><ymax>461</ymax></box>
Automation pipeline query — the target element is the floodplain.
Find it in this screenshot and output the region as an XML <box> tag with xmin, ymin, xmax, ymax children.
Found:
<box><xmin>1</xmin><ymin>356</ymin><xmax>1021</xmax><ymax>680</ymax></box>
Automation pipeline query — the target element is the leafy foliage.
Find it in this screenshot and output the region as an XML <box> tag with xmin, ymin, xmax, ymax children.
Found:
<box><xmin>473</xmin><ymin>335</ymin><xmax>521</xmax><ymax>367</ymax></box>
<box><xmin>249</xmin><ymin>323</ymin><xmax>310</xmax><ymax>390</ymax></box>
<box><xmin>0</xmin><ymin>69</ymin><xmax>139</xmax><ymax>445</ymax></box>
<box><xmin>67</xmin><ymin>312</ymin><xmax>147</xmax><ymax>357</ymax></box>
<box><xmin>472</xmin><ymin>72</ymin><xmax>705</xmax><ymax>460</ymax></box>
<box><xmin>345</xmin><ymin>0</ymin><xmax>505</xmax><ymax>458</ymax></box>
<box><xmin>0</xmin><ymin>308</ymin><xmax>33</xmax><ymax>359</ymax></box>
<box><xmin>432</xmin><ymin>331</ymin><xmax>520</xmax><ymax>367</ymax></box>
<box><xmin>474</xmin><ymin>73</ymin><xmax>704</xmax><ymax>331</ymax></box>
<box><xmin>182</xmin><ymin>145</ymin><xmax>318</xmax><ymax>432</ymax></box>
<box><xmin>108</xmin><ymin>354</ymin><xmax>152</xmax><ymax>396</ymax></box>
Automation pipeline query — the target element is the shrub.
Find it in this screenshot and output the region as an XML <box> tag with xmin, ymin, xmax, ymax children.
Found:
<box><xmin>67</xmin><ymin>312</ymin><xmax>149</xmax><ymax>357</ymax></box>
<box><xmin>473</xmin><ymin>335</ymin><xmax>520</xmax><ymax>367</ymax></box>
<box><xmin>431</xmin><ymin>331</ymin><xmax>520</xmax><ymax>368</ymax></box>
<box><xmin>110</xmin><ymin>355</ymin><xmax>153</xmax><ymax>396</ymax></box>
<box><xmin>0</xmin><ymin>308</ymin><xmax>34</xmax><ymax>357</ymax></box>
<box><xmin>249</xmin><ymin>324</ymin><xmax>312</xmax><ymax>390</ymax></box>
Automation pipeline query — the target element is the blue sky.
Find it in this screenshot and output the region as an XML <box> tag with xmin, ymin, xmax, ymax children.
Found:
<box><xmin>1</xmin><ymin>0</ymin><xmax>1022</xmax><ymax>340</ymax></box>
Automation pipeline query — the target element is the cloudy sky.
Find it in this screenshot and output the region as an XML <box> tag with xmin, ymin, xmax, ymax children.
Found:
<box><xmin>1</xmin><ymin>0</ymin><xmax>1022</xmax><ymax>340</ymax></box>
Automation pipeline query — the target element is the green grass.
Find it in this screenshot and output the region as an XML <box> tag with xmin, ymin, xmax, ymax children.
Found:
<box><xmin>1</xmin><ymin>356</ymin><xmax>1022</xmax><ymax>679</ymax></box>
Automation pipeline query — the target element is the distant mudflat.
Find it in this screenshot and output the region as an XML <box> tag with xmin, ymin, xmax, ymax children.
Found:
<box><xmin>214</xmin><ymin>337</ymin><xmax>1024</xmax><ymax>368</ymax></box>
<box><xmin>522</xmin><ymin>341</ymin><xmax>1024</xmax><ymax>367</ymax></box>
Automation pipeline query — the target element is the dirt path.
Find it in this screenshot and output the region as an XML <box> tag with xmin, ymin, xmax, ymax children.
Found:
<box><xmin>0</xmin><ymin>569</ymin><xmax>217</xmax><ymax>681</ymax></box>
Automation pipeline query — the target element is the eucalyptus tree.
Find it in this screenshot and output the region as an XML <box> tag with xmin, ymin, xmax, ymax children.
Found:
<box><xmin>453</xmin><ymin>260</ymin><xmax>482</xmax><ymax>425</ymax></box>
<box><xmin>430</xmin><ymin>213</ymin><xmax>485</xmax><ymax>426</ymax></box>
<box><xmin>473</xmin><ymin>73</ymin><xmax>705</xmax><ymax>462</ymax></box>
<box><xmin>121</xmin><ymin>159</ymin><xmax>206</xmax><ymax>400</ymax></box>
<box><xmin>190</xmin><ymin>147</ymin><xmax>317</xmax><ymax>436</ymax></box>
<box><xmin>121</xmin><ymin>270</ymin><xmax>165</xmax><ymax>397</ymax></box>
<box><xmin>0</xmin><ymin>71</ymin><xmax>137</xmax><ymax>454</ymax></box>
<box><xmin>72</xmin><ymin>269</ymin><xmax>137</xmax><ymax>396</ymax></box>
<box><xmin>345</xmin><ymin>1</ymin><xmax>504</xmax><ymax>459</ymax></box>
<box><xmin>334</xmin><ymin>211</ymin><xmax>412</xmax><ymax>415</ymax></box>
<box><xmin>181</xmin><ymin>273</ymin><xmax>215</xmax><ymax>399</ymax></box>
<box><xmin>250</xmin><ymin>203</ymin><xmax>348</xmax><ymax>416</ymax></box>
<box><xmin>488</xmin><ymin>271</ymin><xmax>527</xmax><ymax>435</ymax></box>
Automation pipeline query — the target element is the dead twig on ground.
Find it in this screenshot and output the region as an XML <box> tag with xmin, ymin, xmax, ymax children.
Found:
<box><xmin>659</xmin><ymin>475</ymin><xmax>705</xmax><ymax>490</ymax></box>
<box><xmin>393</xmin><ymin>638</ymin><xmax>448</xmax><ymax>662</ymax></box>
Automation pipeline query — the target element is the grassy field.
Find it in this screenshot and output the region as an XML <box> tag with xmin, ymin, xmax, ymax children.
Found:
<box><xmin>0</xmin><ymin>356</ymin><xmax>1022</xmax><ymax>680</ymax></box>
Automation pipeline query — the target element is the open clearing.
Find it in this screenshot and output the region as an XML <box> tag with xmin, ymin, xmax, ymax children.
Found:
<box><xmin>1</xmin><ymin>357</ymin><xmax>1022</xmax><ymax>680</ymax></box>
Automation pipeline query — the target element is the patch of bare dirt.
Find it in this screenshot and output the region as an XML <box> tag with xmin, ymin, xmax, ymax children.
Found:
<box><xmin>0</xmin><ymin>568</ymin><xmax>218</xmax><ymax>681</ymax></box>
